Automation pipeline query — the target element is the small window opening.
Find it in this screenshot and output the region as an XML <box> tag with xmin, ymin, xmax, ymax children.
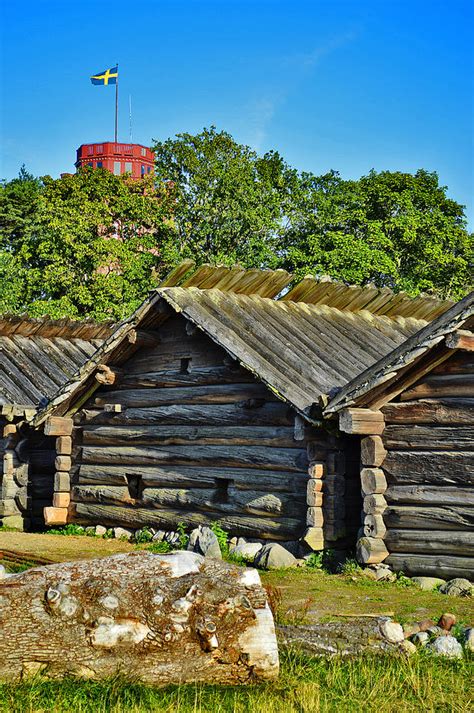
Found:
<box><xmin>213</xmin><ymin>478</ymin><xmax>232</xmax><ymax>503</ymax></box>
<box><xmin>126</xmin><ymin>473</ymin><xmax>143</xmax><ymax>500</ymax></box>
<box><xmin>180</xmin><ymin>357</ymin><xmax>191</xmax><ymax>374</ymax></box>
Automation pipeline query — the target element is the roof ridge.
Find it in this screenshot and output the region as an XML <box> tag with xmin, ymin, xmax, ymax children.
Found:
<box><xmin>158</xmin><ymin>262</ymin><xmax>456</xmax><ymax>321</ymax></box>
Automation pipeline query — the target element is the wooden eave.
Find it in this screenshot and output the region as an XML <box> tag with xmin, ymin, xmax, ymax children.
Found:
<box><xmin>323</xmin><ymin>291</ymin><xmax>474</xmax><ymax>415</ymax></box>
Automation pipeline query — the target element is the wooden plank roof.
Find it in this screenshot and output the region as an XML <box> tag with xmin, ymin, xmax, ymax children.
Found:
<box><xmin>0</xmin><ymin>317</ymin><xmax>114</xmax><ymax>408</ymax></box>
<box><xmin>158</xmin><ymin>261</ymin><xmax>455</xmax><ymax>320</ymax></box>
<box><xmin>323</xmin><ymin>290</ymin><xmax>474</xmax><ymax>415</ymax></box>
<box><xmin>159</xmin><ymin>288</ymin><xmax>428</xmax><ymax>416</ymax></box>
<box><xmin>31</xmin><ymin>284</ymin><xmax>428</xmax><ymax>425</ymax></box>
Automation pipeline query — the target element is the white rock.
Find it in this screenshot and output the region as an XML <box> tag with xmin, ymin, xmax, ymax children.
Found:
<box><xmin>412</xmin><ymin>631</ymin><xmax>429</xmax><ymax>647</ymax></box>
<box><xmin>439</xmin><ymin>578</ymin><xmax>473</xmax><ymax>597</ymax></box>
<box><xmin>230</xmin><ymin>542</ymin><xmax>263</xmax><ymax>561</ymax></box>
<box><xmin>113</xmin><ymin>527</ymin><xmax>133</xmax><ymax>541</ymax></box>
<box><xmin>399</xmin><ymin>640</ymin><xmax>417</xmax><ymax>655</ymax></box>
<box><xmin>0</xmin><ymin>565</ymin><xmax>6</xmax><ymax>580</ymax></box>
<box><xmin>411</xmin><ymin>576</ymin><xmax>446</xmax><ymax>591</ymax></box>
<box><xmin>254</xmin><ymin>543</ymin><xmax>297</xmax><ymax>570</ymax></box>
<box><xmin>380</xmin><ymin>620</ymin><xmax>404</xmax><ymax>644</ymax></box>
<box><xmin>95</xmin><ymin>525</ymin><xmax>107</xmax><ymax>536</ymax></box>
<box><xmin>426</xmin><ymin>635</ymin><xmax>463</xmax><ymax>659</ymax></box>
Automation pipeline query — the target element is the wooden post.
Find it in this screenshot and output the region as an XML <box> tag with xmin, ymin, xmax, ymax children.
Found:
<box><xmin>355</xmin><ymin>418</ymin><xmax>389</xmax><ymax>566</ymax></box>
<box><xmin>303</xmin><ymin>454</ymin><xmax>325</xmax><ymax>550</ymax></box>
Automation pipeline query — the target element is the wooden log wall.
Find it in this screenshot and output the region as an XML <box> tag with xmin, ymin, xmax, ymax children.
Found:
<box><xmin>358</xmin><ymin>350</ymin><xmax>474</xmax><ymax>578</ymax></box>
<box><xmin>0</xmin><ymin>419</ymin><xmax>56</xmax><ymax>530</ymax></box>
<box><xmin>61</xmin><ymin>314</ymin><xmax>343</xmax><ymax>544</ymax></box>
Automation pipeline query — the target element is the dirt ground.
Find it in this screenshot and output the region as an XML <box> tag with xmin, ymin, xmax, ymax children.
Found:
<box><xmin>1</xmin><ymin>530</ymin><xmax>473</xmax><ymax>626</ymax></box>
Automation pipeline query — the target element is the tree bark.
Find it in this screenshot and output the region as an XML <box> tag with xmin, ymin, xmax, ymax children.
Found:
<box><xmin>0</xmin><ymin>551</ymin><xmax>279</xmax><ymax>684</ymax></box>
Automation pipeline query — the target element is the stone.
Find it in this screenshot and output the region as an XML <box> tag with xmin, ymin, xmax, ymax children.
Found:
<box><xmin>0</xmin><ymin>514</ymin><xmax>24</xmax><ymax>531</ymax></box>
<box><xmin>426</xmin><ymin>626</ymin><xmax>443</xmax><ymax>638</ymax></box>
<box><xmin>164</xmin><ymin>531</ymin><xmax>180</xmax><ymax>546</ymax></box>
<box><xmin>279</xmin><ymin>540</ymin><xmax>301</xmax><ymax>556</ymax></box>
<box><xmin>0</xmin><ymin>565</ymin><xmax>6</xmax><ymax>579</ymax></box>
<box><xmin>418</xmin><ymin>619</ymin><xmax>436</xmax><ymax>632</ymax></box>
<box><xmin>113</xmin><ymin>527</ymin><xmax>133</xmax><ymax>541</ymax></box>
<box><xmin>254</xmin><ymin>543</ymin><xmax>297</xmax><ymax>570</ymax></box>
<box><xmin>399</xmin><ymin>640</ymin><xmax>417</xmax><ymax>655</ymax></box>
<box><xmin>229</xmin><ymin>542</ymin><xmax>263</xmax><ymax>562</ymax></box>
<box><xmin>85</xmin><ymin>526</ymin><xmax>96</xmax><ymax>536</ymax></box>
<box><xmin>438</xmin><ymin>613</ymin><xmax>456</xmax><ymax>631</ymax></box>
<box><xmin>426</xmin><ymin>635</ymin><xmax>463</xmax><ymax>659</ymax></box>
<box><xmin>95</xmin><ymin>525</ymin><xmax>107</xmax><ymax>536</ymax></box>
<box><xmin>411</xmin><ymin>576</ymin><xmax>446</xmax><ymax>591</ymax></box>
<box><xmin>152</xmin><ymin>530</ymin><xmax>166</xmax><ymax>542</ymax></box>
<box><xmin>371</xmin><ymin>564</ymin><xmax>396</xmax><ymax>582</ymax></box>
<box><xmin>464</xmin><ymin>628</ymin><xmax>474</xmax><ymax>652</ymax></box>
<box><xmin>411</xmin><ymin>632</ymin><xmax>429</xmax><ymax>647</ymax></box>
<box><xmin>403</xmin><ymin>622</ymin><xmax>420</xmax><ymax>639</ymax></box>
<box><xmin>189</xmin><ymin>526</ymin><xmax>222</xmax><ymax>559</ymax></box>
<box><xmin>380</xmin><ymin>620</ymin><xmax>404</xmax><ymax>644</ymax></box>
<box><xmin>439</xmin><ymin>578</ymin><xmax>473</xmax><ymax>597</ymax></box>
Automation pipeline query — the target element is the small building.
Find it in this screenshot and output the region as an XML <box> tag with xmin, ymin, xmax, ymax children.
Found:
<box><xmin>1</xmin><ymin>264</ymin><xmax>471</xmax><ymax>578</ymax></box>
<box><xmin>324</xmin><ymin>291</ymin><xmax>474</xmax><ymax>579</ymax></box>
<box><xmin>14</xmin><ymin>266</ymin><xmax>453</xmax><ymax>547</ymax></box>
<box><xmin>0</xmin><ymin>317</ymin><xmax>113</xmax><ymax>528</ymax></box>
<box><xmin>75</xmin><ymin>142</ymin><xmax>154</xmax><ymax>179</ymax></box>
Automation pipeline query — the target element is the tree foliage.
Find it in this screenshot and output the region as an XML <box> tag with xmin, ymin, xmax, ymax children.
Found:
<box><xmin>282</xmin><ymin>169</ymin><xmax>472</xmax><ymax>298</ymax></box>
<box><xmin>152</xmin><ymin>126</ymin><xmax>298</xmax><ymax>268</ymax></box>
<box><xmin>0</xmin><ymin>167</ymin><xmax>173</xmax><ymax>320</ymax></box>
<box><xmin>0</xmin><ymin>131</ymin><xmax>471</xmax><ymax>322</ymax></box>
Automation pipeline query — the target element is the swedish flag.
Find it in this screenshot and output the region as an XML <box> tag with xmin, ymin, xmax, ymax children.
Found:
<box><xmin>90</xmin><ymin>66</ymin><xmax>118</xmax><ymax>86</ymax></box>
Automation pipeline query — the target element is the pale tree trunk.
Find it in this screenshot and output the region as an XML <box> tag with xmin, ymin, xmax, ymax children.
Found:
<box><xmin>0</xmin><ymin>551</ymin><xmax>279</xmax><ymax>684</ymax></box>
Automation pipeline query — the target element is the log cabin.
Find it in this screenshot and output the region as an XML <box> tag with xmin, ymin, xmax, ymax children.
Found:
<box><xmin>9</xmin><ymin>263</ymin><xmax>463</xmax><ymax>563</ymax></box>
<box><xmin>0</xmin><ymin>317</ymin><xmax>113</xmax><ymax>527</ymax></box>
<box><xmin>324</xmin><ymin>290</ymin><xmax>474</xmax><ymax>578</ymax></box>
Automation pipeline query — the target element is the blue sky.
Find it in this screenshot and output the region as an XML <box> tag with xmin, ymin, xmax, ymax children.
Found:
<box><xmin>1</xmin><ymin>0</ymin><xmax>473</xmax><ymax>227</ymax></box>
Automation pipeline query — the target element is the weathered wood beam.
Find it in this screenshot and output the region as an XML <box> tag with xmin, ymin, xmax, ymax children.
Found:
<box><xmin>95</xmin><ymin>364</ymin><xmax>124</xmax><ymax>386</ymax></box>
<box><xmin>384</xmin><ymin>529</ymin><xmax>474</xmax><ymax>555</ymax></box>
<box><xmin>0</xmin><ymin>552</ymin><xmax>279</xmax><ymax>684</ymax></box>
<box><xmin>445</xmin><ymin>330</ymin><xmax>474</xmax><ymax>351</ymax></box>
<box><xmin>356</xmin><ymin>536</ymin><xmax>389</xmax><ymax>564</ymax></box>
<box><xmin>44</xmin><ymin>417</ymin><xmax>73</xmax><ymax>437</ymax></box>
<box><xmin>385</xmin><ymin>553</ymin><xmax>473</xmax><ymax>579</ymax></box>
<box><xmin>126</xmin><ymin>329</ymin><xmax>161</xmax><ymax>348</ymax></box>
<box><xmin>360</xmin><ymin>436</ymin><xmax>387</xmax><ymax>467</ymax></box>
<box><xmin>71</xmin><ymin>502</ymin><xmax>304</xmax><ymax>540</ymax></box>
<box><xmin>44</xmin><ymin>506</ymin><xmax>68</xmax><ymax>525</ymax></box>
<box><xmin>382</xmin><ymin>450</ymin><xmax>474</xmax><ymax>485</ymax></box>
<box><xmin>382</xmin><ymin>399</ymin><xmax>474</xmax><ymax>425</ymax></box>
<box><xmin>339</xmin><ymin>408</ymin><xmax>384</xmax><ymax>435</ymax></box>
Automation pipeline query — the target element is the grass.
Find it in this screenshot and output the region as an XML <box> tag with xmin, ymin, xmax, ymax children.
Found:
<box><xmin>0</xmin><ymin>651</ymin><xmax>471</xmax><ymax>713</ymax></box>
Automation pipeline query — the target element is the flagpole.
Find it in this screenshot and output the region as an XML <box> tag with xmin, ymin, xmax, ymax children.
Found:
<box><xmin>114</xmin><ymin>63</ymin><xmax>119</xmax><ymax>143</ymax></box>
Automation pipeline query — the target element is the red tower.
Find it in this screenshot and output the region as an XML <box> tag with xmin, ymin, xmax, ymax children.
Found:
<box><xmin>75</xmin><ymin>142</ymin><xmax>154</xmax><ymax>179</ymax></box>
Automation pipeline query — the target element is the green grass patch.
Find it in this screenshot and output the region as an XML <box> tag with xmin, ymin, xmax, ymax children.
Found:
<box><xmin>0</xmin><ymin>651</ymin><xmax>471</xmax><ymax>712</ymax></box>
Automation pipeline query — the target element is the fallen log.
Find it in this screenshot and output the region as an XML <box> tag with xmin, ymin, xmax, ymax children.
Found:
<box><xmin>0</xmin><ymin>551</ymin><xmax>279</xmax><ymax>684</ymax></box>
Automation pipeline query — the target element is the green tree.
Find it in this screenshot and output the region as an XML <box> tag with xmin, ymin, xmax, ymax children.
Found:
<box><xmin>282</xmin><ymin>169</ymin><xmax>472</xmax><ymax>299</ymax></box>
<box><xmin>153</xmin><ymin>126</ymin><xmax>297</xmax><ymax>268</ymax></box>
<box><xmin>0</xmin><ymin>168</ymin><xmax>173</xmax><ymax>320</ymax></box>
